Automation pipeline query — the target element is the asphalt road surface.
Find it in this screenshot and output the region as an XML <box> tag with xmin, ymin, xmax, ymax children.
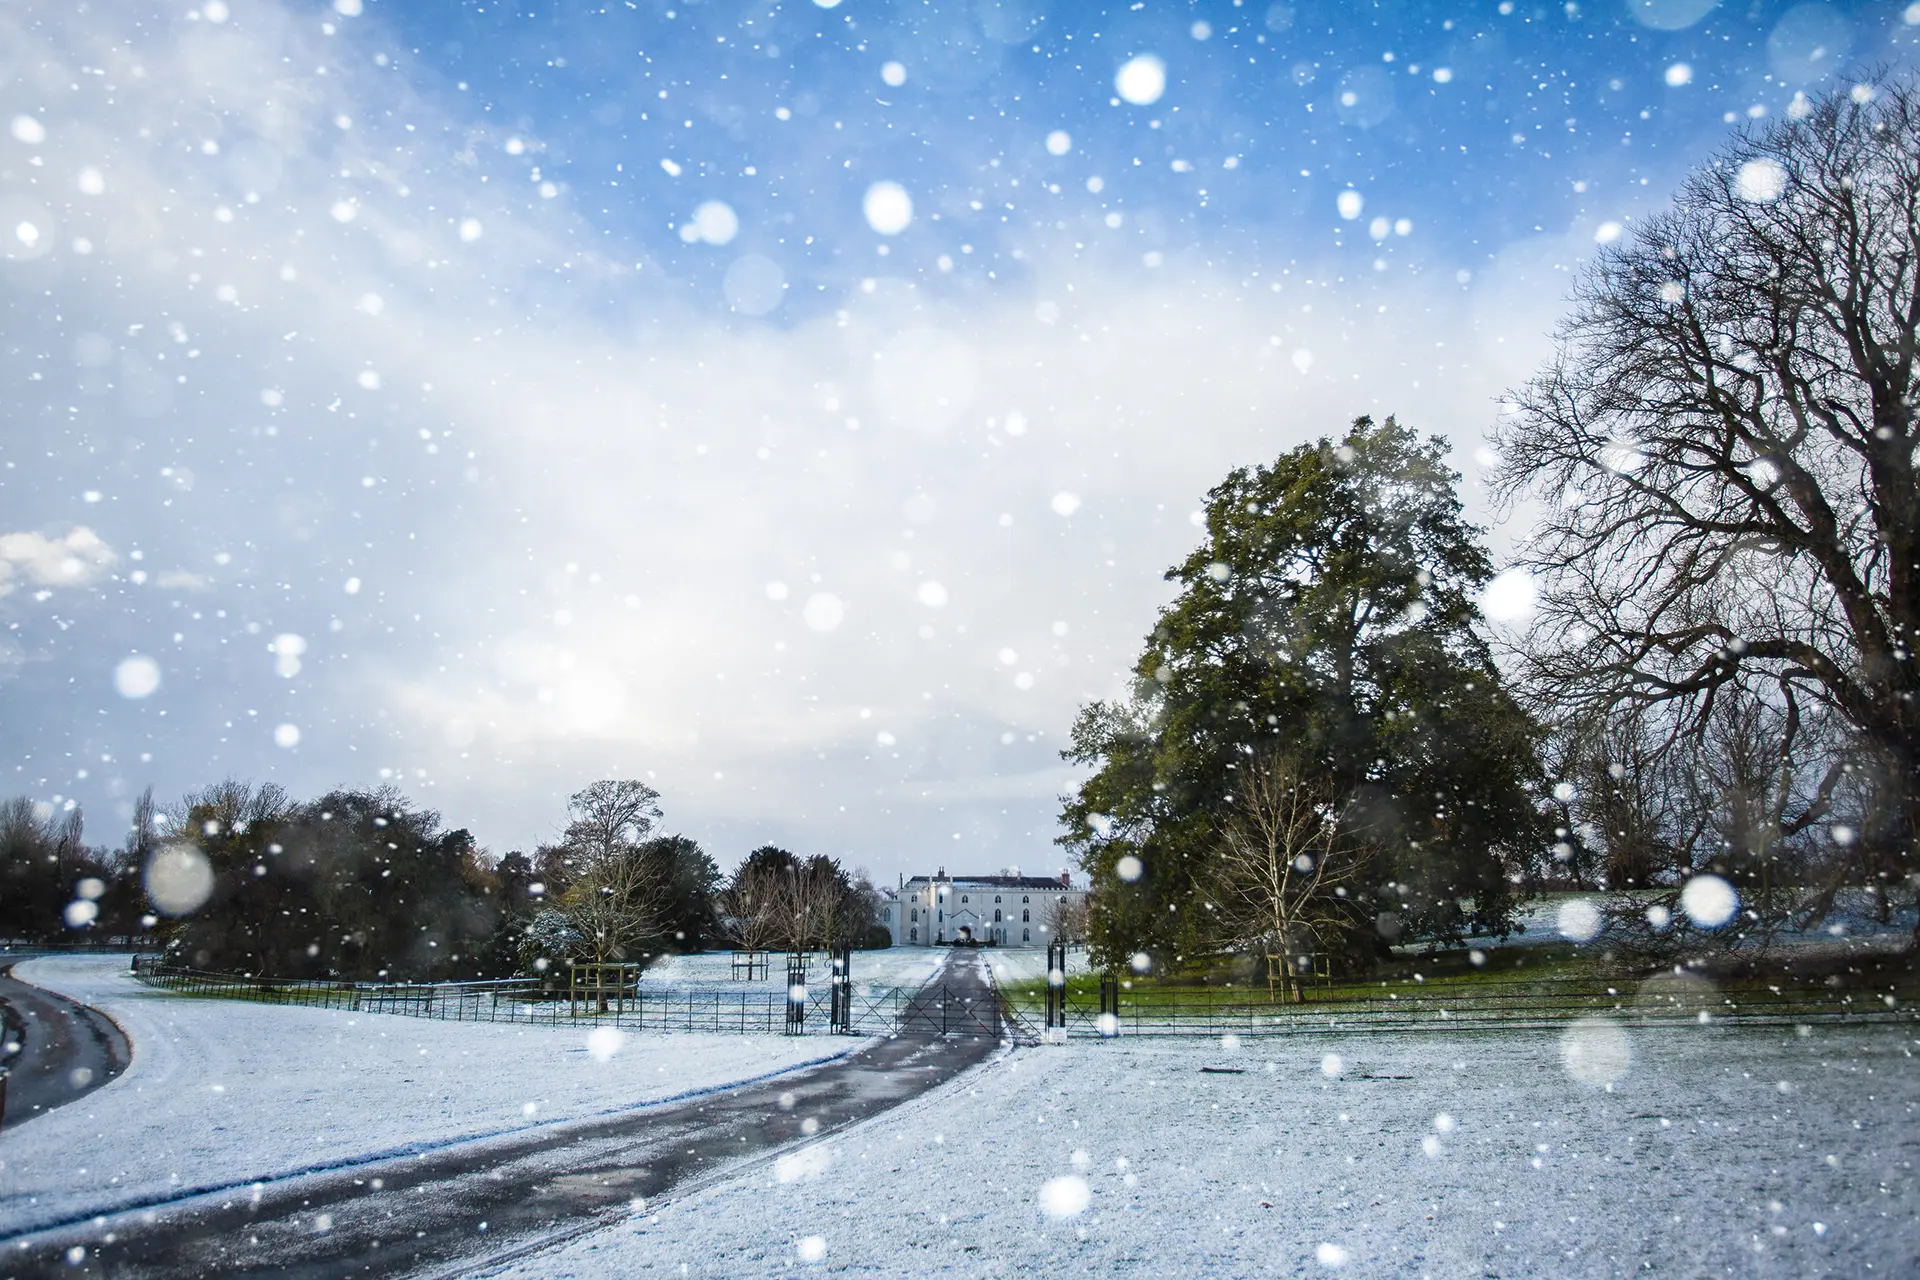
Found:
<box><xmin>0</xmin><ymin>959</ymin><xmax>132</xmax><ymax>1132</ymax></box>
<box><xmin>12</xmin><ymin>951</ymin><xmax>1004</xmax><ymax>1279</ymax></box>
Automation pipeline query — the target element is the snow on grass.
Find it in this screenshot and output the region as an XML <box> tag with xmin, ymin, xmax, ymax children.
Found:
<box><xmin>0</xmin><ymin>956</ymin><xmax>857</xmax><ymax>1235</ymax></box>
<box><xmin>644</xmin><ymin>947</ymin><xmax>947</xmax><ymax>993</ymax></box>
<box><xmin>1499</xmin><ymin>889</ymin><xmax>1917</xmax><ymax>955</ymax></box>
<box><xmin>483</xmin><ymin>1021</ymin><xmax>1920</xmax><ymax>1278</ymax></box>
<box><xmin>983</xmin><ymin>946</ymin><xmax>1094</xmax><ymax>988</ymax></box>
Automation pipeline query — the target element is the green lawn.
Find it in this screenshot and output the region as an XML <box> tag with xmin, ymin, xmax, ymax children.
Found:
<box><xmin>994</xmin><ymin>942</ymin><xmax>1919</xmax><ymax>1026</ymax></box>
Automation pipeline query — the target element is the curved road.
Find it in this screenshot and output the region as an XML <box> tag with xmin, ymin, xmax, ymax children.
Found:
<box><xmin>10</xmin><ymin>952</ymin><xmax>1005</xmax><ymax>1279</ymax></box>
<box><xmin>0</xmin><ymin>959</ymin><xmax>131</xmax><ymax>1130</ymax></box>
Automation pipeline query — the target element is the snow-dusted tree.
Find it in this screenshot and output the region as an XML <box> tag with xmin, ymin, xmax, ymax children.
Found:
<box><xmin>1495</xmin><ymin>78</ymin><xmax>1920</xmax><ymax>943</ymax></box>
<box><xmin>517</xmin><ymin>908</ymin><xmax>583</xmax><ymax>978</ymax></box>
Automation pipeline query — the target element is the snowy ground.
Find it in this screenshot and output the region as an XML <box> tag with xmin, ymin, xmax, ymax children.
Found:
<box><xmin>481</xmin><ymin>1020</ymin><xmax>1920</xmax><ymax>1279</ymax></box>
<box><xmin>0</xmin><ymin>956</ymin><xmax>859</xmax><ymax>1236</ymax></box>
<box><xmin>644</xmin><ymin>948</ymin><xmax>948</xmax><ymax>994</ymax></box>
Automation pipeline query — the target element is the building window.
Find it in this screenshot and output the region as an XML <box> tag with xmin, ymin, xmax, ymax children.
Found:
<box><xmin>937</xmin><ymin>911</ymin><xmax>943</xmax><ymax>922</ymax></box>
<box><xmin>1022</xmin><ymin>909</ymin><xmax>1030</xmax><ymax>922</ymax></box>
<box><xmin>882</xmin><ymin>908</ymin><xmax>891</xmax><ymax>922</ymax></box>
<box><xmin>910</xmin><ymin>908</ymin><xmax>918</xmax><ymax>922</ymax></box>
<box><xmin>994</xmin><ymin>895</ymin><xmax>1002</xmax><ymax>903</ymax></box>
<box><xmin>1023</xmin><ymin>929</ymin><xmax>1030</xmax><ymax>942</ymax></box>
<box><xmin>910</xmin><ymin>928</ymin><xmax>918</xmax><ymax>943</ymax></box>
<box><xmin>994</xmin><ymin>909</ymin><xmax>1002</xmax><ymax>923</ymax></box>
<box><xmin>961</xmin><ymin>895</ymin><xmax>968</xmax><ymax>903</ymax></box>
<box><xmin>1022</xmin><ymin>895</ymin><xmax>1029</xmax><ymax>903</ymax></box>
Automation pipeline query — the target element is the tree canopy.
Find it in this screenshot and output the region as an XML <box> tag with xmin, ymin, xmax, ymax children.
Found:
<box><xmin>720</xmin><ymin>845</ymin><xmax>884</xmax><ymax>951</ymax></box>
<box><xmin>1063</xmin><ymin>416</ymin><xmax>1543</xmax><ymax>971</ymax></box>
<box><xmin>155</xmin><ymin>782</ymin><xmax>498</xmax><ymax>980</ymax></box>
<box><xmin>1495</xmin><ymin>78</ymin><xmax>1920</xmax><ymax>937</ymax></box>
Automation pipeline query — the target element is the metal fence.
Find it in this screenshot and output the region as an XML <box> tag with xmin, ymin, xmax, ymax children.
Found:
<box><xmin>997</xmin><ymin>971</ymin><xmax>1918</xmax><ymax>1038</ymax></box>
<box><xmin>129</xmin><ymin>956</ymin><xmax>1914</xmax><ymax>1042</ymax></box>
<box><xmin>129</xmin><ymin>958</ymin><xmax>1006</xmax><ymax>1038</ymax></box>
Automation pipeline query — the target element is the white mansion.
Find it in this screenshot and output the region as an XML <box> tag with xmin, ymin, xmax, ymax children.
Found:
<box><xmin>879</xmin><ymin>869</ymin><xmax>1085</xmax><ymax>948</ymax></box>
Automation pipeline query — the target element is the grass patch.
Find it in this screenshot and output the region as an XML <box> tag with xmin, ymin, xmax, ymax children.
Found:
<box><xmin>995</xmin><ymin>942</ymin><xmax>1919</xmax><ymax>1025</ymax></box>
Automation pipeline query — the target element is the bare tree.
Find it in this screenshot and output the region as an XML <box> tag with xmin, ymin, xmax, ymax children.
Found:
<box><xmin>719</xmin><ymin>848</ymin><xmax>870</xmax><ymax>954</ymax></box>
<box><xmin>720</xmin><ymin>862</ymin><xmax>786</xmax><ymax>953</ymax></box>
<box><xmin>1691</xmin><ymin>688</ymin><xmax>1835</xmax><ymax>908</ymax></box>
<box><xmin>769</xmin><ymin>863</ymin><xmax>816</xmax><ymax>952</ymax></box>
<box><xmin>1207</xmin><ymin>754</ymin><xmax>1365</xmax><ymax>1001</ymax></box>
<box><xmin>561</xmin><ymin>780</ymin><xmax>662</xmax><ymax>867</ymax></box>
<box><xmin>776</xmin><ymin>856</ymin><xmax>852</xmax><ymax>951</ymax></box>
<box><xmin>172</xmin><ymin>779</ymin><xmax>293</xmax><ymax>838</ymax></box>
<box><xmin>554</xmin><ymin>781</ymin><xmax>667</xmax><ymax>965</ymax></box>
<box><xmin>1047</xmin><ymin>894</ymin><xmax>1088</xmax><ymax>946</ymax></box>
<box><xmin>561</xmin><ymin>846</ymin><xmax>665</xmax><ymax>966</ymax></box>
<box><xmin>842</xmin><ymin>868</ymin><xmax>883</xmax><ymax>948</ymax></box>
<box><xmin>123</xmin><ymin>786</ymin><xmax>160</xmax><ymax>874</ymax></box>
<box><xmin>1575</xmin><ymin>708</ymin><xmax>1693</xmax><ymax>891</ymax></box>
<box><xmin>1495</xmin><ymin>80</ymin><xmax>1920</xmax><ymax>940</ymax></box>
<box><xmin>1537</xmin><ymin>705</ymin><xmax>1707</xmax><ymax>893</ymax></box>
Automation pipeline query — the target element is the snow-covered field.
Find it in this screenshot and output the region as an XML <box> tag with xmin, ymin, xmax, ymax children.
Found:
<box><xmin>644</xmin><ymin>948</ymin><xmax>948</xmax><ymax>993</ymax></box>
<box><xmin>482</xmin><ymin>1020</ymin><xmax>1920</xmax><ymax>1279</ymax></box>
<box><xmin>0</xmin><ymin>956</ymin><xmax>859</xmax><ymax>1236</ymax></box>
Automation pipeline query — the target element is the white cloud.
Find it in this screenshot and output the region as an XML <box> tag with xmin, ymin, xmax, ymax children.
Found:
<box><xmin>0</xmin><ymin>2</ymin><xmax>1565</xmax><ymax>864</ymax></box>
<box><xmin>0</xmin><ymin>527</ymin><xmax>116</xmax><ymax>596</ymax></box>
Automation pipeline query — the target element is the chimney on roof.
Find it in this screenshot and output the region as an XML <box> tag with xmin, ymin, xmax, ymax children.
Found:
<box><xmin>1060</xmin><ymin>870</ymin><xmax>1070</xmax><ymax>887</ymax></box>
<box><xmin>937</xmin><ymin>865</ymin><xmax>945</xmax><ymax>879</ymax></box>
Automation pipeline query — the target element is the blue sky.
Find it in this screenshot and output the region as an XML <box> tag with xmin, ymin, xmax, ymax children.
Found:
<box><xmin>1</xmin><ymin>0</ymin><xmax>1913</xmax><ymax>879</ymax></box>
<box><xmin>370</xmin><ymin>0</ymin><xmax>1898</xmax><ymax>297</ymax></box>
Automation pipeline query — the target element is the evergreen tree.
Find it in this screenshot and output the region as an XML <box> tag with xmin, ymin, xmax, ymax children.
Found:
<box><xmin>1062</xmin><ymin>417</ymin><xmax>1544</xmax><ymax>972</ymax></box>
<box><xmin>156</xmin><ymin>782</ymin><xmax>500</xmax><ymax>980</ymax></box>
<box><xmin>640</xmin><ymin>833</ymin><xmax>723</xmax><ymax>951</ymax></box>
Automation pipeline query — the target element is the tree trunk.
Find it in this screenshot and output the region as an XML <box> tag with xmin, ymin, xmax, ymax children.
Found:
<box><xmin>1906</xmin><ymin>755</ymin><xmax>1920</xmax><ymax>947</ymax></box>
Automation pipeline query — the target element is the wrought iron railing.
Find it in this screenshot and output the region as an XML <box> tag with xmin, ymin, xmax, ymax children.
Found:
<box><xmin>131</xmin><ymin>955</ymin><xmax>1910</xmax><ymax>1041</ymax></box>
<box><xmin>993</xmin><ymin>969</ymin><xmax>1917</xmax><ymax>1038</ymax></box>
<box><xmin>129</xmin><ymin>959</ymin><xmax>1004</xmax><ymax>1038</ymax></box>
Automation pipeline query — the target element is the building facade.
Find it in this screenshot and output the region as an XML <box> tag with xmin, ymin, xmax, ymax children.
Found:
<box><xmin>878</xmin><ymin>869</ymin><xmax>1084</xmax><ymax>948</ymax></box>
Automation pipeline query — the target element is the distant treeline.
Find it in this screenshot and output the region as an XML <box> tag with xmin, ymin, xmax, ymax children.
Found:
<box><xmin>2</xmin><ymin>777</ymin><xmax>885</xmax><ymax>981</ymax></box>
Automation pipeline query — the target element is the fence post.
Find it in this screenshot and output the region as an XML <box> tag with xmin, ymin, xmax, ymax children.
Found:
<box><xmin>1044</xmin><ymin>940</ymin><xmax>1068</xmax><ymax>1042</ymax></box>
<box><xmin>829</xmin><ymin>945</ymin><xmax>852</xmax><ymax>1034</ymax></box>
<box><xmin>785</xmin><ymin>952</ymin><xmax>807</xmax><ymax>1034</ymax></box>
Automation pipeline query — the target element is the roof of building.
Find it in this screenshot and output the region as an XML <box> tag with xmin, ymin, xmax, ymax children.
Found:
<box><xmin>900</xmin><ymin>874</ymin><xmax>1072</xmax><ymax>890</ymax></box>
